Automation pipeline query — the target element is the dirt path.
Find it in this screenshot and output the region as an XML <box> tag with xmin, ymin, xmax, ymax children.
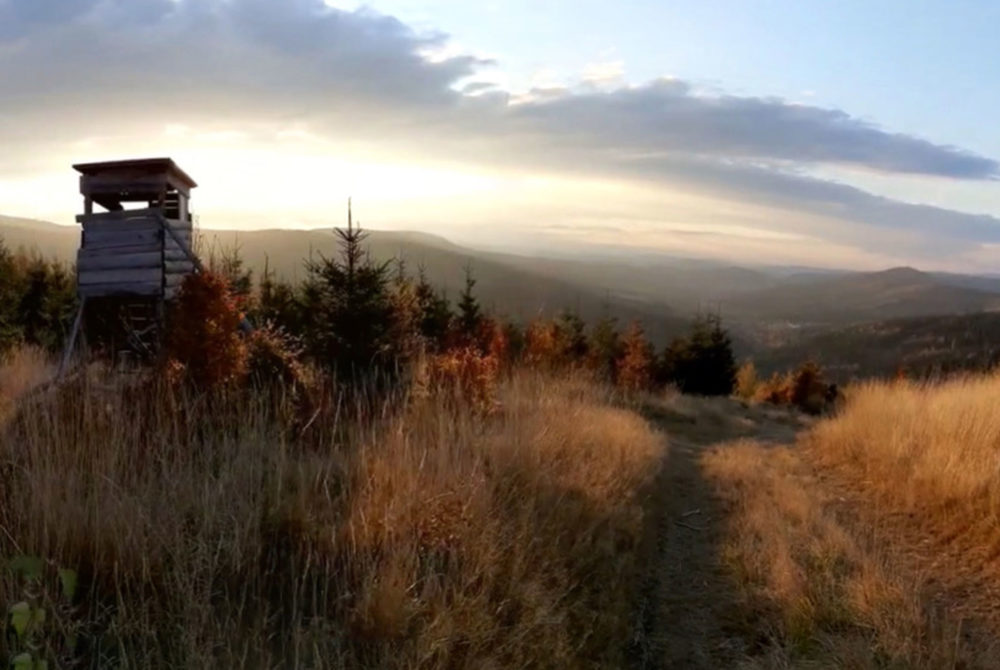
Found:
<box><xmin>630</xmin><ymin>396</ymin><xmax>810</xmax><ymax>669</ymax></box>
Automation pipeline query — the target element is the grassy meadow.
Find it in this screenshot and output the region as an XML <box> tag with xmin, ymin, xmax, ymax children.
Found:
<box><xmin>0</xmin><ymin>350</ymin><xmax>664</xmax><ymax>668</ymax></box>
<box><xmin>807</xmin><ymin>373</ymin><xmax>1000</xmax><ymax>528</ymax></box>
<box><xmin>703</xmin><ymin>372</ymin><xmax>1000</xmax><ymax>667</ymax></box>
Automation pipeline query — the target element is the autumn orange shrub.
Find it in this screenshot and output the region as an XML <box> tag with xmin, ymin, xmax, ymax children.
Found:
<box><xmin>424</xmin><ymin>347</ymin><xmax>500</xmax><ymax>414</ymax></box>
<box><xmin>616</xmin><ymin>321</ymin><xmax>654</xmax><ymax>392</ymax></box>
<box><xmin>755</xmin><ymin>372</ymin><xmax>793</xmax><ymax>405</ymax></box>
<box><xmin>477</xmin><ymin>316</ymin><xmax>510</xmax><ymax>366</ymax></box>
<box><xmin>164</xmin><ymin>271</ymin><xmax>248</xmax><ymax>389</ymax></box>
<box><xmin>789</xmin><ymin>360</ymin><xmax>827</xmax><ymax>414</ymax></box>
<box><xmin>524</xmin><ymin>319</ymin><xmax>560</xmax><ymax>368</ymax></box>
<box><xmin>754</xmin><ymin>361</ymin><xmax>831</xmax><ymax>414</ymax></box>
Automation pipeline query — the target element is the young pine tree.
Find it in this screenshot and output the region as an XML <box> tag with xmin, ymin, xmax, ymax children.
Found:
<box><xmin>211</xmin><ymin>244</ymin><xmax>254</xmax><ymax>303</ymax></box>
<box><xmin>661</xmin><ymin>314</ymin><xmax>737</xmax><ymax>396</ymax></box>
<box><xmin>415</xmin><ymin>266</ymin><xmax>452</xmax><ymax>349</ymax></box>
<box><xmin>588</xmin><ymin>316</ymin><xmax>622</xmax><ymax>383</ymax></box>
<box><xmin>556</xmin><ymin>310</ymin><xmax>589</xmax><ymax>365</ymax></box>
<box><xmin>502</xmin><ymin>320</ymin><xmax>525</xmax><ymax>361</ymax></box>
<box><xmin>456</xmin><ymin>263</ymin><xmax>482</xmax><ymax>344</ymax></box>
<box><xmin>0</xmin><ymin>238</ymin><xmax>23</xmax><ymax>354</ymax></box>
<box><xmin>16</xmin><ymin>256</ymin><xmax>75</xmax><ymax>352</ymax></box>
<box><xmin>302</xmin><ymin>203</ymin><xmax>398</xmax><ymax>383</ymax></box>
<box><xmin>255</xmin><ymin>259</ymin><xmax>303</xmax><ymax>335</ymax></box>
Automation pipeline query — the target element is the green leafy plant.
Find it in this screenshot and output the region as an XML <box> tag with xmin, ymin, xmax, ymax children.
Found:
<box><xmin>5</xmin><ymin>555</ymin><xmax>79</xmax><ymax>670</ymax></box>
<box><xmin>10</xmin><ymin>652</ymin><xmax>47</xmax><ymax>670</ymax></box>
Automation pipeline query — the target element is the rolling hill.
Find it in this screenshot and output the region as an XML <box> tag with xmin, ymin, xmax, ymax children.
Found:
<box><xmin>197</xmin><ymin>227</ymin><xmax>692</xmax><ymax>340</ymax></box>
<box><xmin>0</xmin><ymin>215</ymin><xmax>80</xmax><ymax>260</ymax></box>
<box><xmin>479</xmin><ymin>254</ymin><xmax>781</xmax><ymax>313</ymax></box>
<box><xmin>754</xmin><ymin>311</ymin><xmax>1000</xmax><ymax>382</ymax></box>
<box><xmin>0</xmin><ymin>216</ymin><xmax>690</xmax><ymax>343</ymax></box>
<box><xmin>724</xmin><ymin>266</ymin><xmax>1000</xmax><ymax>325</ymax></box>
<box><xmin>8</xmin><ymin>215</ymin><xmax>1000</xmax><ymax>350</ymax></box>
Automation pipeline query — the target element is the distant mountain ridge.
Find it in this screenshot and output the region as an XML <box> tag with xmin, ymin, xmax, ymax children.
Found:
<box><xmin>755</xmin><ymin>310</ymin><xmax>1000</xmax><ymax>382</ymax></box>
<box><xmin>5</xmin><ymin>215</ymin><xmax>1000</xmax><ymax>340</ymax></box>
<box><xmin>725</xmin><ymin>266</ymin><xmax>1000</xmax><ymax>324</ymax></box>
<box><xmin>0</xmin><ymin>216</ymin><xmax>690</xmax><ymax>343</ymax></box>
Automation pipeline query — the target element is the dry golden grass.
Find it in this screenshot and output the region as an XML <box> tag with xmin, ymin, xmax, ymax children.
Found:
<box><xmin>703</xmin><ymin>440</ymin><xmax>984</xmax><ymax>668</ymax></box>
<box><xmin>801</xmin><ymin>372</ymin><xmax>1000</xmax><ymax>649</ymax></box>
<box><xmin>807</xmin><ymin>374</ymin><xmax>1000</xmax><ymax>529</ymax></box>
<box><xmin>0</xmin><ymin>361</ymin><xmax>664</xmax><ymax>668</ymax></box>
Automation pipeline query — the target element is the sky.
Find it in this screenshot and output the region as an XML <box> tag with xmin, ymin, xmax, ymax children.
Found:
<box><xmin>1</xmin><ymin>0</ymin><xmax>999</xmax><ymax>271</ymax></box>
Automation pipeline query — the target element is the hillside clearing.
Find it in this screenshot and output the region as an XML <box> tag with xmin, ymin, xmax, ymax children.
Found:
<box><xmin>638</xmin><ymin>383</ymin><xmax>1000</xmax><ymax>668</ymax></box>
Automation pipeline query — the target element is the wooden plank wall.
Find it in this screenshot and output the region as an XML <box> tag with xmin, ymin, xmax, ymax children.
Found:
<box><xmin>163</xmin><ymin>216</ymin><xmax>194</xmax><ymax>299</ymax></box>
<box><xmin>76</xmin><ymin>210</ymin><xmax>196</xmax><ymax>299</ymax></box>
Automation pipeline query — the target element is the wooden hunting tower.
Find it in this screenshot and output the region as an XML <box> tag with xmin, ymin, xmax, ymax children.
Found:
<box><xmin>59</xmin><ymin>158</ymin><xmax>203</xmax><ymax>374</ymax></box>
<box><xmin>74</xmin><ymin>157</ymin><xmax>198</xmax><ymax>298</ymax></box>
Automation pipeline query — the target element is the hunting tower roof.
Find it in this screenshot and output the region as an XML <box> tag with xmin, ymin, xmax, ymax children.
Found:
<box><xmin>73</xmin><ymin>157</ymin><xmax>198</xmax><ymax>190</ymax></box>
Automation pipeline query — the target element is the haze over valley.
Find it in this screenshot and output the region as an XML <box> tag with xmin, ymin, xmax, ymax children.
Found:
<box><xmin>8</xmin><ymin>212</ymin><xmax>1000</xmax><ymax>380</ymax></box>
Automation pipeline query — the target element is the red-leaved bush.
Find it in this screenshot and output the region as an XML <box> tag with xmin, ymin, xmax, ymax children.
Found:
<box><xmin>616</xmin><ymin>322</ymin><xmax>654</xmax><ymax>392</ymax></box>
<box><xmin>524</xmin><ymin>319</ymin><xmax>560</xmax><ymax>368</ymax></box>
<box><xmin>423</xmin><ymin>347</ymin><xmax>500</xmax><ymax>414</ymax></box>
<box><xmin>164</xmin><ymin>271</ymin><xmax>248</xmax><ymax>389</ymax></box>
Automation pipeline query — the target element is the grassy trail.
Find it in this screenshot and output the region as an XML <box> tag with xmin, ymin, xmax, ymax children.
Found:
<box><xmin>652</xmin><ymin>385</ymin><xmax>1000</xmax><ymax>667</ymax></box>
<box><xmin>631</xmin><ymin>395</ymin><xmax>809</xmax><ymax>669</ymax></box>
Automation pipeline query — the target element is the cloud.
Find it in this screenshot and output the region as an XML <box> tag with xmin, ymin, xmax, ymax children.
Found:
<box><xmin>580</xmin><ymin>60</ymin><xmax>625</xmax><ymax>87</ymax></box>
<box><xmin>0</xmin><ymin>0</ymin><xmax>476</xmax><ymax>134</ymax></box>
<box><xmin>507</xmin><ymin>80</ymin><xmax>998</xmax><ymax>179</ymax></box>
<box><xmin>1</xmin><ymin>0</ymin><xmax>999</xmax><ymax>266</ymax></box>
<box><xmin>603</xmin><ymin>153</ymin><xmax>1000</xmax><ymax>256</ymax></box>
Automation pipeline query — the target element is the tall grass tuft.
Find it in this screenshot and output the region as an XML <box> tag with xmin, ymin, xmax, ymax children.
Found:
<box><xmin>704</xmin><ymin>440</ymin><xmax>983</xmax><ymax>668</ymax></box>
<box><xmin>808</xmin><ymin>372</ymin><xmax>1000</xmax><ymax>535</ymax></box>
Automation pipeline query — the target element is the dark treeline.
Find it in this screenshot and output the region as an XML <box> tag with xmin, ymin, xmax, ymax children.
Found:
<box><xmin>0</xmin><ymin>227</ymin><xmax>741</xmax><ymax>397</ymax></box>
<box><xmin>0</xmin><ymin>239</ymin><xmax>76</xmax><ymax>355</ymax></box>
<box><xmin>209</xmin><ymin>223</ymin><xmax>740</xmax><ymax>396</ymax></box>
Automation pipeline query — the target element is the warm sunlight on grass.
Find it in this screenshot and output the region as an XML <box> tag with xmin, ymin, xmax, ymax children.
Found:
<box><xmin>700</xmin><ymin>371</ymin><xmax>1000</xmax><ymax>667</ymax></box>
<box><xmin>0</xmin><ymin>364</ymin><xmax>664</xmax><ymax>668</ymax></box>
<box><xmin>703</xmin><ymin>440</ymin><xmax>981</xmax><ymax>668</ymax></box>
<box><xmin>807</xmin><ymin>373</ymin><xmax>1000</xmax><ymax>533</ymax></box>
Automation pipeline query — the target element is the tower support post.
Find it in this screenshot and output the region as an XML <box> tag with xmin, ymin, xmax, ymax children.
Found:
<box><xmin>58</xmin><ymin>297</ymin><xmax>87</xmax><ymax>381</ymax></box>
